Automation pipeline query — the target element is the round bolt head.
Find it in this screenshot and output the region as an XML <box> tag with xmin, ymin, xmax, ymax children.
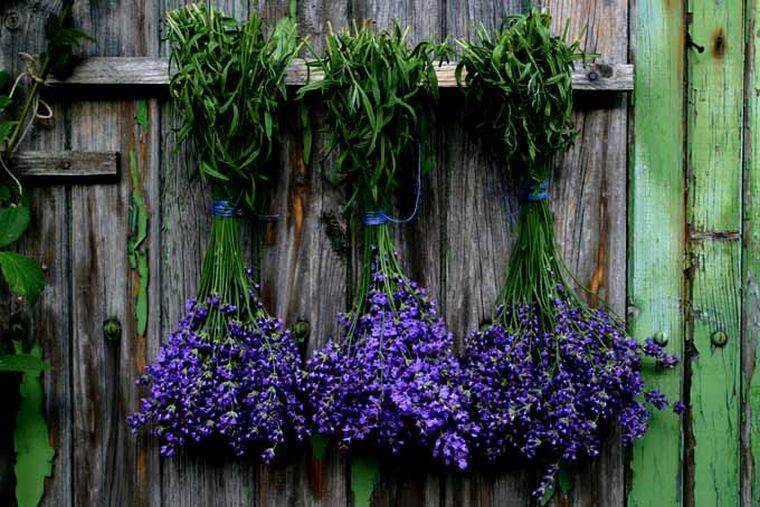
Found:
<box><xmin>103</xmin><ymin>317</ymin><xmax>122</xmax><ymax>341</ymax></box>
<box><xmin>710</xmin><ymin>331</ymin><xmax>728</xmax><ymax>347</ymax></box>
<box><xmin>653</xmin><ymin>331</ymin><xmax>668</xmax><ymax>346</ymax></box>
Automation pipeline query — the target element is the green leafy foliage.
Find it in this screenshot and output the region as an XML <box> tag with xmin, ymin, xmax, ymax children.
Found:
<box><xmin>456</xmin><ymin>8</ymin><xmax>585</xmax><ymax>182</ymax></box>
<box><xmin>0</xmin><ymin>204</ymin><xmax>31</xmax><ymax>247</ymax></box>
<box><xmin>13</xmin><ymin>341</ymin><xmax>54</xmax><ymax>507</ymax></box>
<box><xmin>298</xmin><ymin>21</ymin><xmax>449</xmax><ymax>211</ymax></box>
<box><xmin>166</xmin><ymin>4</ymin><xmax>300</xmax><ymax>208</ymax></box>
<box><xmin>350</xmin><ymin>454</ymin><xmax>379</xmax><ymax>507</ymax></box>
<box><xmin>0</xmin><ymin>251</ymin><xmax>45</xmax><ymax>304</ymax></box>
<box><xmin>43</xmin><ymin>6</ymin><xmax>95</xmax><ymax>79</ymax></box>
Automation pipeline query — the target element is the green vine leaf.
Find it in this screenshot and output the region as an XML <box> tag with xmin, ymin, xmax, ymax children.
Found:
<box><xmin>350</xmin><ymin>454</ymin><xmax>379</xmax><ymax>507</ymax></box>
<box><xmin>0</xmin><ymin>251</ymin><xmax>45</xmax><ymax>304</ymax></box>
<box><xmin>0</xmin><ymin>204</ymin><xmax>31</xmax><ymax>247</ymax></box>
<box><xmin>13</xmin><ymin>341</ymin><xmax>54</xmax><ymax>507</ymax></box>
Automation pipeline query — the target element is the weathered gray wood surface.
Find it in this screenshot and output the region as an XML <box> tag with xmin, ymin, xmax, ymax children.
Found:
<box><xmin>46</xmin><ymin>57</ymin><xmax>634</xmax><ymax>91</ymax></box>
<box><xmin>0</xmin><ymin>0</ymin><xmax>628</xmax><ymax>505</ymax></box>
<box><xmin>9</xmin><ymin>151</ymin><xmax>119</xmax><ymax>179</ymax></box>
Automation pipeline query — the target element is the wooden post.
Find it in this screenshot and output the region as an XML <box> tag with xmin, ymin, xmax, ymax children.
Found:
<box><xmin>686</xmin><ymin>0</ymin><xmax>744</xmax><ymax>504</ymax></box>
<box><xmin>628</xmin><ymin>0</ymin><xmax>686</xmax><ymax>505</ymax></box>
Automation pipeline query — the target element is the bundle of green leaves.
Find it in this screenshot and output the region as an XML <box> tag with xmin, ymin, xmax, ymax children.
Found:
<box><xmin>167</xmin><ymin>3</ymin><xmax>298</xmax><ymax>209</ymax></box>
<box><xmin>129</xmin><ymin>6</ymin><xmax>308</xmax><ymax>460</ymax></box>
<box><xmin>301</xmin><ymin>23</ymin><xmax>476</xmax><ymax>470</ymax></box>
<box><xmin>457</xmin><ymin>9</ymin><xmax>680</xmax><ymax>499</ymax></box>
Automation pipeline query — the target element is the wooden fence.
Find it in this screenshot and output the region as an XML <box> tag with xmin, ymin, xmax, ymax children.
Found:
<box><xmin>0</xmin><ymin>0</ymin><xmax>757</xmax><ymax>505</ymax></box>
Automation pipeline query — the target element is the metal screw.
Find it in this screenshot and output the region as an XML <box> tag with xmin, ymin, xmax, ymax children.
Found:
<box><xmin>653</xmin><ymin>331</ymin><xmax>668</xmax><ymax>347</ymax></box>
<box><xmin>59</xmin><ymin>160</ymin><xmax>72</xmax><ymax>170</ymax></box>
<box><xmin>710</xmin><ymin>331</ymin><xmax>728</xmax><ymax>347</ymax></box>
<box><xmin>587</xmin><ymin>70</ymin><xmax>599</xmax><ymax>82</ymax></box>
<box><xmin>103</xmin><ymin>317</ymin><xmax>122</xmax><ymax>341</ymax></box>
<box><xmin>4</xmin><ymin>12</ymin><xmax>20</xmax><ymax>31</ymax></box>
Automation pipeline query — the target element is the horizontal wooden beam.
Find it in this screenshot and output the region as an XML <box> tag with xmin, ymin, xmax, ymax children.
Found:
<box><xmin>10</xmin><ymin>151</ymin><xmax>119</xmax><ymax>179</ymax></box>
<box><xmin>47</xmin><ymin>57</ymin><xmax>633</xmax><ymax>91</ymax></box>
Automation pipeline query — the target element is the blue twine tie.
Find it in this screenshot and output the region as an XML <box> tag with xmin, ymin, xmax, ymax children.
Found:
<box><xmin>212</xmin><ymin>200</ymin><xmax>239</xmax><ymax>217</ymax></box>
<box><xmin>505</xmin><ymin>179</ymin><xmax>551</xmax><ymax>226</ymax></box>
<box><xmin>361</xmin><ymin>142</ymin><xmax>423</xmax><ymax>226</ymax></box>
<box><xmin>211</xmin><ymin>200</ymin><xmax>280</xmax><ymax>221</ymax></box>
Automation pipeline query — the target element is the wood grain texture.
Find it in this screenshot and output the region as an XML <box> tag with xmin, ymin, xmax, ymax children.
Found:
<box><xmin>627</xmin><ymin>1</ymin><xmax>686</xmax><ymax>506</ymax></box>
<box><xmin>0</xmin><ymin>1</ymin><xmax>71</xmax><ymax>506</ymax></box>
<box><xmin>743</xmin><ymin>1</ymin><xmax>760</xmax><ymax>504</ymax></box>
<box><xmin>10</xmin><ymin>151</ymin><xmax>119</xmax><ymax>179</ymax></box>
<box><xmin>686</xmin><ymin>0</ymin><xmax>744</xmax><ymax>505</ymax></box>
<box><xmin>538</xmin><ymin>0</ymin><xmax>630</xmax><ymax>505</ymax></box>
<box><xmin>45</xmin><ymin>56</ymin><xmax>634</xmax><ymax>91</ymax></box>
<box><xmin>442</xmin><ymin>1</ymin><xmax>531</xmax><ymax>506</ymax></box>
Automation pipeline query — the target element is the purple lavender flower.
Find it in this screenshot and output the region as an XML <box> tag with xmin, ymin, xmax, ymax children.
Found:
<box><xmin>673</xmin><ymin>401</ymin><xmax>687</xmax><ymax>415</ymax></box>
<box><xmin>462</xmin><ymin>298</ymin><xmax>678</xmax><ymax>497</ymax></box>
<box><xmin>128</xmin><ymin>282</ymin><xmax>307</xmax><ymax>460</ymax></box>
<box><xmin>305</xmin><ymin>248</ymin><xmax>474</xmax><ymax>469</ymax></box>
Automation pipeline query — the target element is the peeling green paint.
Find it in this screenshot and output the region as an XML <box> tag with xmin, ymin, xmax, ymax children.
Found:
<box><xmin>13</xmin><ymin>341</ymin><xmax>54</xmax><ymax>507</ymax></box>
<box><xmin>350</xmin><ymin>454</ymin><xmax>378</xmax><ymax>507</ymax></box>
<box><xmin>128</xmin><ymin>100</ymin><xmax>150</xmax><ymax>337</ymax></box>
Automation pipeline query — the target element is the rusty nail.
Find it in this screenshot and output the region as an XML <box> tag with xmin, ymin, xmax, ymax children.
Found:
<box><xmin>653</xmin><ymin>331</ymin><xmax>668</xmax><ymax>347</ymax></box>
<box><xmin>587</xmin><ymin>70</ymin><xmax>599</xmax><ymax>82</ymax></box>
<box><xmin>59</xmin><ymin>160</ymin><xmax>72</xmax><ymax>170</ymax></box>
<box><xmin>710</xmin><ymin>331</ymin><xmax>728</xmax><ymax>347</ymax></box>
<box><xmin>103</xmin><ymin>317</ymin><xmax>122</xmax><ymax>341</ymax></box>
<box><xmin>40</xmin><ymin>263</ymin><xmax>49</xmax><ymax>272</ymax></box>
<box><xmin>4</xmin><ymin>12</ymin><xmax>20</xmax><ymax>31</ymax></box>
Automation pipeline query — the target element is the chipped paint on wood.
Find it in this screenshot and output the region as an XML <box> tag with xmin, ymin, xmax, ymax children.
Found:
<box><xmin>687</xmin><ymin>0</ymin><xmax>744</xmax><ymax>504</ymax></box>
<box><xmin>627</xmin><ymin>0</ymin><xmax>686</xmax><ymax>504</ymax></box>
<box><xmin>744</xmin><ymin>0</ymin><xmax>760</xmax><ymax>504</ymax></box>
<box><xmin>128</xmin><ymin>101</ymin><xmax>150</xmax><ymax>338</ymax></box>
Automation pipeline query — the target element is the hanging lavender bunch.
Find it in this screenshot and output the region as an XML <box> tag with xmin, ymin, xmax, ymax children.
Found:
<box><xmin>300</xmin><ymin>22</ymin><xmax>473</xmax><ymax>468</ymax></box>
<box><xmin>128</xmin><ymin>5</ymin><xmax>307</xmax><ymax>461</ymax></box>
<box><xmin>457</xmin><ymin>9</ymin><xmax>680</xmax><ymax>497</ymax></box>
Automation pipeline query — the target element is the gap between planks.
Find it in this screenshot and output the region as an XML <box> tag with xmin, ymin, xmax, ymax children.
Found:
<box><xmin>46</xmin><ymin>57</ymin><xmax>634</xmax><ymax>91</ymax></box>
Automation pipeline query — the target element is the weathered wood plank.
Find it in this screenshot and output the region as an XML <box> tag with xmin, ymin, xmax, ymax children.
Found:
<box><xmin>686</xmin><ymin>0</ymin><xmax>744</xmax><ymax>504</ymax></box>
<box><xmin>9</xmin><ymin>151</ymin><xmax>119</xmax><ymax>179</ymax></box>
<box><xmin>442</xmin><ymin>2</ymin><xmax>531</xmax><ymax>506</ymax></box>
<box><xmin>46</xmin><ymin>56</ymin><xmax>634</xmax><ymax>91</ymax></box>
<box><xmin>743</xmin><ymin>1</ymin><xmax>760</xmax><ymax>504</ymax></box>
<box><xmin>158</xmin><ymin>2</ymin><xmax>257</xmax><ymax>506</ymax></box>
<box><xmin>68</xmin><ymin>1</ymin><xmax>161</xmax><ymax>505</ymax></box>
<box><xmin>256</xmin><ymin>0</ymin><xmax>351</xmax><ymax>502</ymax></box>
<box><xmin>627</xmin><ymin>0</ymin><xmax>686</xmax><ymax>505</ymax></box>
<box><xmin>539</xmin><ymin>0</ymin><xmax>629</xmax><ymax>505</ymax></box>
<box><xmin>0</xmin><ymin>1</ymin><xmax>72</xmax><ymax>506</ymax></box>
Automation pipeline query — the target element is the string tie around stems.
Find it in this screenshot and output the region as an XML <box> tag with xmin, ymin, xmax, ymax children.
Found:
<box><xmin>360</xmin><ymin>142</ymin><xmax>423</xmax><ymax>227</ymax></box>
<box><xmin>505</xmin><ymin>179</ymin><xmax>551</xmax><ymax>225</ymax></box>
<box><xmin>211</xmin><ymin>200</ymin><xmax>280</xmax><ymax>221</ymax></box>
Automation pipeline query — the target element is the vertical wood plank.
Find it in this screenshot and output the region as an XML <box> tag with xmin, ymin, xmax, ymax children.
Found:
<box><xmin>686</xmin><ymin>0</ymin><xmax>744</xmax><ymax>505</ymax></box>
<box><xmin>68</xmin><ymin>1</ymin><xmax>162</xmax><ymax>505</ymax></box>
<box><xmin>743</xmin><ymin>1</ymin><xmax>760</xmax><ymax>504</ymax></box>
<box><xmin>158</xmin><ymin>2</ymin><xmax>258</xmax><ymax>506</ymax></box>
<box><xmin>540</xmin><ymin>1</ymin><xmax>629</xmax><ymax>505</ymax></box>
<box><xmin>0</xmin><ymin>1</ymin><xmax>70</xmax><ymax>505</ymax></box>
<box><xmin>442</xmin><ymin>2</ymin><xmax>529</xmax><ymax>506</ymax></box>
<box><xmin>254</xmin><ymin>2</ymin><xmax>350</xmax><ymax>505</ymax></box>
<box><xmin>627</xmin><ymin>0</ymin><xmax>686</xmax><ymax>505</ymax></box>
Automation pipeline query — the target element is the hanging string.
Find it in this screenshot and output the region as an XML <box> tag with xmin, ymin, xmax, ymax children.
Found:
<box><xmin>1</xmin><ymin>63</ymin><xmax>56</xmax><ymax>197</ymax></box>
<box><xmin>361</xmin><ymin>142</ymin><xmax>423</xmax><ymax>226</ymax></box>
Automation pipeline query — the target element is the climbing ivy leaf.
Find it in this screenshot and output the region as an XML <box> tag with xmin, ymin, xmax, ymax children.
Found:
<box><xmin>0</xmin><ymin>204</ymin><xmax>31</xmax><ymax>247</ymax></box>
<box><xmin>0</xmin><ymin>251</ymin><xmax>45</xmax><ymax>304</ymax></box>
<box><xmin>13</xmin><ymin>341</ymin><xmax>54</xmax><ymax>507</ymax></box>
